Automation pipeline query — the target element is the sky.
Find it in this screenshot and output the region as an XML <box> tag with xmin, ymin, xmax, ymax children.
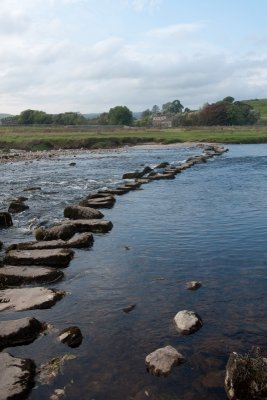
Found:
<box><xmin>1</xmin><ymin>0</ymin><xmax>267</xmax><ymax>114</ymax></box>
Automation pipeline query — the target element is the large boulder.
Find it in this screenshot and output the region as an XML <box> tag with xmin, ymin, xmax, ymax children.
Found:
<box><xmin>0</xmin><ymin>265</ymin><xmax>64</xmax><ymax>286</ymax></box>
<box><xmin>0</xmin><ymin>212</ymin><xmax>13</xmax><ymax>228</ymax></box>
<box><xmin>0</xmin><ymin>352</ymin><xmax>35</xmax><ymax>400</ymax></box>
<box><xmin>0</xmin><ymin>317</ymin><xmax>44</xmax><ymax>348</ymax></box>
<box><xmin>34</xmin><ymin>220</ymin><xmax>112</xmax><ymax>241</ymax></box>
<box><xmin>7</xmin><ymin>233</ymin><xmax>94</xmax><ymax>251</ymax></box>
<box><xmin>64</xmin><ymin>205</ymin><xmax>103</xmax><ymax>220</ymax></box>
<box><xmin>225</xmin><ymin>352</ymin><xmax>267</xmax><ymax>400</ymax></box>
<box><xmin>4</xmin><ymin>248</ymin><xmax>74</xmax><ymax>268</ymax></box>
<box><xmin>145</xmin><ymin>345</ymin><xmax>185</xmax><ymax>377</ymax></box>
<box><xmin>0</xmin><ymin>287</ymin><xmax>65</xmax><ymax>311</ymax></box>
<box><xmin>174</xmin><ymin>310</ymin><xmax>203</xmax><ymax>334</ymax></box>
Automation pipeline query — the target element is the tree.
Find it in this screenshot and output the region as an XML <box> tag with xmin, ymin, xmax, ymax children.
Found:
<box><xmin>162</xmin><ymin>99</ymin><xmax>184</xmax><ymax>114</ymax></box>
<box><xmin>53</xmin><ymin>112</ymin><xmax>86</xmax><ymax>125</ymax></box>
<box><xmin>223</xmin><ymin>96</ymin><xmax>235</xmax><ymax>103</ymax></box>
<box><xmin>151</xmin><ymin>105</ymin><xmax>160</xmax><ymax>114</ymax></box>
<box><xmin>141</xmin><ymin>109</ymin><xmax>151</xmax><ymax>118</ymax></box>
<box><xmin>108</xmin><ymin>106</ymin><xmax>133</xmax><ymax>125</ymax></box>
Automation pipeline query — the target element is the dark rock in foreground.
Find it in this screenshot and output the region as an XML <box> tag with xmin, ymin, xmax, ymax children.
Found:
<box><xmin>58</xmin><ymin>326</ymin><xmax>83</xmax><ymax>348</ymax></box>
<box><xmin>0</xmin><ymin>265</ymin><xmax>64</xmax><ymax>286</ymax></box>
<box><xmin>8</xmin><ymin>233</ymin><xmax>94</xmax><ymax>251</ymax></box>
<box><xmin>225</xmin><ymin>351</ymin><xmax>267</xmax><ymax>400</ymax></box>
<box><xmin>0</xmin><ymin>317</ymin><xmax>44</xmax><ymax>349</ymax></box>
<box><xmin>0</xmin><ymin>287</ymin><xmax>65</xmax><ymax>311</ymax></box>
<box><xmin>0</xmin><ymin>352</ymin><xmax>35</xmax><ymax>400</ymax></box>
<box><xmin>0</xmin><ymin>212</ymin><xmax>13</xmax><ymax>229</ymax></box>
<box><xmin>145</xmin><ymin>345</ymin><xmax>185</xmax><ymax>377</ymax></box>
<box><xmin>174</xmin><ymin>310</ymin><xmax>203</xmax><ymax>334</ymax></box>
<box><xmin>64</xmin><ymin>205</ymin><xmax>103</xmax><ymax>220</ymax></box>
<box><xmin>8</xmin><ymin>200</ymin><xmax>29</xmax><ymax>214</ymax></box>
<box><xmin>4</xmin><ymin>248</ymin><xmax>74</xmax><ymax>268</ymax></box>
<box><xmin>35</xmin><ymin>219</ymin><xmax>112</xmax><ymax>241</ymax></box>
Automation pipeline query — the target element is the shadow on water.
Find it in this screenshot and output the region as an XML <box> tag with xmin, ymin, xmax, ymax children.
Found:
<box><xmin>1</xmin><ymin>144</ymin><xmax>267</xmax><ymax>399</ymax></box>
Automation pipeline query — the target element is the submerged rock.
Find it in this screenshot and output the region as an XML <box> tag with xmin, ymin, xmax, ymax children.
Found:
<box><xmin>34</xmin><ymin>219</ymin><xmax>112</xmax><ymax>241</ymax></box>
<box><xmin>4</xmin><ymin>248</ymin><xmax>74</xmax><ymax>268</ymax></box>
<box><xmin>0</xmin><ymin>352</ymin><xmax>35</xmax><ymax>400</ymax></box>
<box><xmin>145</xmin><ymin>345</ymin><xmax>185</xmax><ymax>377</ymax></box>
<box><xmin>0</xmin><ymin>317</ymin><xmax>45</xmax><ymax>348</ymax></box>
<box><xmin>37</xmin><ymin>354</ymin><xmax>77</xmax><ymax>385</ymax></box>
<box><xmin>0</xmin><ymin>265</ymin><xmax>64</xmax><ymax>286</ymax></box>
<box><xmin>225</xmin><ymin>351</ymin><xmax>267</xmax><ymax>400</ymax></box>
<box><xmin>64</xmin><ymin>205</ymin><xmax>103</xmax><ymax>220</ymax></box>
<box><xmin>122</xmin><ymin>304</ymin><xmax>136</xmax><ymax>313</ymax></box>
<box><xmin>186</xmin><ymin>281</ymin><xmax>202</xmax><ymax>290</ymax></box>
<box><xmin>174</xmin><ymin>310</ymin><xmax>203</xmax><ymax>334</ymax></box>
<box><xmin>0</xmin><ymin>212</ymin><xmax>13</xmax><ymax>228</ymax></box>
<box><xmin>58</xmin><ymin>326</ymin><xmax>83</xmax><ymax>348</ymax></box>
<box><xmin>0</xmin><ymin>287</ymin><xmax>65</xmax><ymax>311</ymax></box>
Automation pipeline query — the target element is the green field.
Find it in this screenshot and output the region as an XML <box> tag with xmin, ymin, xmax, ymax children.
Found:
<box><xmin>1</xmin><ymin>125</ymin><xmax>267</xmax><ymax>151</ymax></box>
<box><xmin>243</xmin><ymin>98</ymin><xmax>267</xmax><ymax>123</ymax></box>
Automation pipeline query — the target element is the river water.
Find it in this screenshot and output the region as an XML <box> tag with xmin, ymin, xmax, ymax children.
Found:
<box><xmin>1</xmin><ymin>144</ymin><xmax>267</xmax><ymax>400</ymax></box>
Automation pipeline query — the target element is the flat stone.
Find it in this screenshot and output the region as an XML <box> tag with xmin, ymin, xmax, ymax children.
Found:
<box><xmin>9</xmin><ymin>233</ymin><xmax>93</xmax><ymax>250</ymax></box>
<box><xmin>145</xmin><ymin>345</ymin><xmax>185</xmax><ymax>377</ymax></box>
<box><xmin>0</xmin><ymin>317</ymin><xmax>44</xmax><ymax>348</ymax></box>
<box><xmin>80</xmin><ymin>193</ymin><xmax>116</xmax><ymax>208</ymax></box>
<box><xmin>35</xmin><ymin>220</ymin><xmax>112</xmax><ymax>241</ymax></box>
<box><xmin>64</xmin><ymin>205</ymin><xmax>103</xmax><ymax>220</ymax></box>
<box><xmin>0</xmin><ymin>212</ymin><xmax>13</xmax><ymax>228</ymax></box>
<box><xmin>0</xmin><ymin>352</ymin><xmax>35</xmax><ymax>400</ymax></box>
<box><xmin>4</xmin><ymin>249</ymin><xmax>74</xmax><ymax>268</ymax></box>
<box><xmin>0</xmin><ymin>287</ymin><xmax>65</xmax><ymax>311</ymax></box>
<box><xmin>174</xmin><ymin>310</ymin><xmax>203</xmax><ymax>334</ymax></box>
<box><xmin>58</xmin><ymin>326</ymin><xmax>83</xmax><ymax>348</ymax></box>
<box><xmin>0</xmin><ymin>266</ymin><xmax>64</xmax><ymax>286</ymax></box>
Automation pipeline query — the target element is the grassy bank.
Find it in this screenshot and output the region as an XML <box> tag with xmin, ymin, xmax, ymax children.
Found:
<box><xmin>1</xmin><ymin>125</ymin><xmax>267</xmax><ymax>151</ymax></box>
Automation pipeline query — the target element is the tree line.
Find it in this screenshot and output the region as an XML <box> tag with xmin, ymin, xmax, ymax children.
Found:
<box><xmin>0</xmin><ymin>97</ymin><xmax>260</xmax><ymax>127</ymax></box>
<box><xmin>137</xmin><ymin>97</ymin><xmax>259</xmax><ymax>126</ymax></box>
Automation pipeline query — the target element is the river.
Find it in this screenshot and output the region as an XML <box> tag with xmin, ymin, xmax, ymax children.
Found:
<box><xmin>1</xmin><ymin>143</ymin><xmax>267</xmax><ymax>400</ymax></box>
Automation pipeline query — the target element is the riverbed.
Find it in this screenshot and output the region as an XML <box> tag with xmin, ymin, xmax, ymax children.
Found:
<box><xmin>1</xmin><ymin>143</ymin><xmax>267</xmax><ymax>399</ymax></box>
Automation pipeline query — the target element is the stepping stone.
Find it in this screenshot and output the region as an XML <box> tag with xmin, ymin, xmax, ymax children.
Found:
<box><xmin>174</xmin><ymin>310</ymin><xmax>203</xmax><ymax>335</ymax></box>
<box><xmin>0</xmin><ymin>352</ymin><xmax>35</xmax><ymax>400</ymax></box>
<box><xmin>0</xmin><ymin>287</ymin><xmax>65</xmax><ymax>311</ymax></box>
<box><xmin>7</xmin><ymin>232</ymin><xmax>94</xmax><ymax>251</ymax></box>
<box><xmin>35</xmin><ymin>220</ymin><xmax>113</xmax><ymax>241</ymax></box>
<box><xmin>4</xmin><ymin>248</ymin><xmax>74</xmax><ymax>268</ymax></box>
<box><xmin>64</xmin><ymin>205</ymin><xmax>103</xmax><ymax>220</ymax></box>
<box><xmin>145</xmin><ymin>345</ymin><xmax>185</xmax><ymax>377</ymax></box>
<box><xmin>0</xmin><ymin>317</ymin><xmax>44</xmax><ymax>348</ymax></box>
<box><xmin>0</xmin><ymin>266</ymin><xmax>64</xmax><ymax>286</ymax></box>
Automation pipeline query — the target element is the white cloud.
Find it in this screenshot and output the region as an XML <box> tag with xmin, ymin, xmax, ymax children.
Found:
<box><xmin>147</xmin><ymin>23</ymin><xmax>204</xmax><ymax>39</ymax></box>
<box><xmin>126</xmin><ymin>0</ymin><xmax>162</xmax><ymax>12</ymax></box>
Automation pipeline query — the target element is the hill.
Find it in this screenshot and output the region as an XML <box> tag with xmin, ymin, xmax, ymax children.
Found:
<box><xmin>243</xmin><ymin>99</ymin><xmax>267</xmax><ymax>123</ymax></box>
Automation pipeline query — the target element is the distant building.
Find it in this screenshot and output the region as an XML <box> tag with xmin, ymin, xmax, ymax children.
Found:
<box><xmin>152</xmin><ymin>113</ymin><xmax>173</xmax><ymax>128</ymax></box>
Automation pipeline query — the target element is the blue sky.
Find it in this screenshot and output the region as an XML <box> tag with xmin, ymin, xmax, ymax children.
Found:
<box><xmin>1</xmin><ymin>0</ymin><xmax>267</xmax><ymax>114</ymax></box>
